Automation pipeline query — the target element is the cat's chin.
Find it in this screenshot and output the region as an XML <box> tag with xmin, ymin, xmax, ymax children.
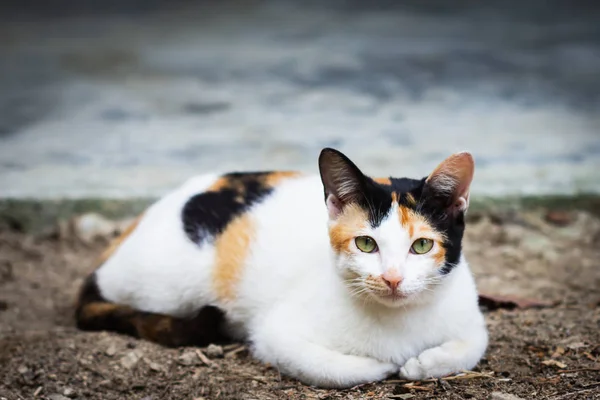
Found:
<box><xmin>370</xmin><ymin>292</ymin><xmax>412</xmax><ymax>308</ymax></box>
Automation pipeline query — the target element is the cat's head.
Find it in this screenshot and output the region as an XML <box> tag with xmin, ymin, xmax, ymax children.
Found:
<box><xmin>318</xmin><ymin>148</ymin><xmax>474</xmax><ymax>308</ymax></box>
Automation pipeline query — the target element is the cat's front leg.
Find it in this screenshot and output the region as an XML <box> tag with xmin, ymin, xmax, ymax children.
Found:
<box><xmin>250</xmin><ymin>318</ymin><xmax>398</xmax><ymax>388</ymax></box>
<box><xmin>400</xmin><ymin>332</ymin><xmax>488</xmax><ymax>380</ymax></box>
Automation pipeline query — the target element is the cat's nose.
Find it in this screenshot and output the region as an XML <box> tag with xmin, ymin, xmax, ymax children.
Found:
<box><xmin>382</xmin><ymin>270</ymin><xmax>403</xmax><ymax>291</ymax></box>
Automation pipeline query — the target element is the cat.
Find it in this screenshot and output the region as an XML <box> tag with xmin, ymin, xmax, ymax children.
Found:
<box><xmin>75</xmin><ymin>148</ymin><xmax>488</xmax><ymax>388</ymax></box>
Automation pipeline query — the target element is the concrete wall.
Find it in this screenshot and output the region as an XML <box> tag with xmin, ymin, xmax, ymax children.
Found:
<box><xmin>1</xmin><ymin>0</ymin><xmax>598</xmax><ymax>198</ymax></box>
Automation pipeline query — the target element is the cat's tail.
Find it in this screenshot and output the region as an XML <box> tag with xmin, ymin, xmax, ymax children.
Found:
<box><xmin>75</xmin><ymin>273</ymin><xmax>230</xmax><ymax>347</ymax></box>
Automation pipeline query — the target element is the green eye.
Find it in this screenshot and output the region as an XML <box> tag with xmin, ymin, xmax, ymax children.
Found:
<box><xmin>355</xmin><ymin>236</ymin><xmax>378</xmax><ymax>253</ymax></box>
<box><xmin>411</xmin><ymin>238</ymin><xmax>434</xmax><ymax>254</ymax></box>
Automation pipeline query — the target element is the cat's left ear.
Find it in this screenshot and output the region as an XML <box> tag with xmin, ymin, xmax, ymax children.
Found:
<box><xmin>423</xmin><ymin>152</ymin><xmax>474</xmax><ymax>215</ymax></box>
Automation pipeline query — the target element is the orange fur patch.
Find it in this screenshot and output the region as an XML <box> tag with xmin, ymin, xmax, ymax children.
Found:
<box><xmin>135</xmin><ymin>314</ymin><xmax>174</xmax><ymax>342</ymax></box>
<box><xmin>329</xmin><ymin>204</ymin><xmax>368</xmax><ymax>254</ymax></box>
<box><xmin>79</xmin><ymin>302</ymin><xmax>125</xmax><ymax>321</ymax></box>
<box><xmin>373</xmin><ymin>177</ymin><xmax>392</xmax><ymax>185</ymax></box>
<box><xmin>207</xmin><ymin>177</ymin><xmax>229</xmax><ymax>192</ymax></box>
<box><xmin>433</xmin><ymin>245</ymin><xmax>447</xmax><ymax>266</ymax></box>
<box><xmin>213</xmin><ymin>214</ymin><xmax>254</xmax><ymax>302</ymax></box>
<box><xmin>208</xmin><ymin>172</ymin><xmax>302</xmax><ymax>194</ymax></box>
<box><xmin>405</xmin><ymin>193</ymin><xmax>416</xmax><ymax>206</ymax></box>
<box><xmin>398</xmin><ymin>205</ymin><xmax>411</xmax><ymax>227</ymax></box>
<box><xmin>98</xmin><ymin>213</ymin><xmax>144</xmax><ymax>266</ymax></box>
<box><xmin>397</xmin><ymin>205</ymin><xmax>447</xmax><ymax>266</ymax></box>
<box><xmin>264</xmin><ymin>171</ymin><xmax>302</xmax><ymax>186</ymax></box>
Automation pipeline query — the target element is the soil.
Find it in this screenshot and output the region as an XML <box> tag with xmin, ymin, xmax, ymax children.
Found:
<box><xmin>0</xmin><ymin>209</ymin><xmax>599</xmax><ymax>400</ymax></box>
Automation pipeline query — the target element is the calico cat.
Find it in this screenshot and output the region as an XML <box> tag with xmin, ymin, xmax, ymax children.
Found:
<box><xmin>75</xmin><ymin>148</ymin><xmax>488</xmax><ymax>388</ymax></box>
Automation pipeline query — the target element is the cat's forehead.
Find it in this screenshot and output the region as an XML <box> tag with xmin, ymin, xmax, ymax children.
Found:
<box><xmin>362</xmin><ymin>176</ymin><xmax>426</xmax><ymax>227</ymax></box>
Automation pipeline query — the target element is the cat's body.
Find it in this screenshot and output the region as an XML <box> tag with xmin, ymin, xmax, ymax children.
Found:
<box><xmin>76</xmin><ymin>149</ymin><xmax>488</xmax><ymax>388</ymax></box>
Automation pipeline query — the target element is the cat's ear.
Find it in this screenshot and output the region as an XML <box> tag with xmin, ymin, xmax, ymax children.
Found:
<box><xmin>319</xmin><ymin>148</ymin><xmax>367</xmax><ymax>219</ymax></box>
<box><xmin>423</xmin><ymin>152</ymin><xmax>474</xmax><ymax>215</ymax></box>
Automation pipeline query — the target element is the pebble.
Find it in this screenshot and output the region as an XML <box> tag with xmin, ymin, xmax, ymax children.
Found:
<box><xmin>149</xmin><ymin>362</ymin><xmax>164</xmax><ymax>372</ymax></box>
<box><xmin>68</xmin><ymin>213</ymin><xmax>115</xmax><ymax>242</ymax></box>
<box><xmin>490</xmin><ymin>392</ymin><xmax>525</xmax><ymax>400</ymax></box>
<box><xmin>105</xmin><ymin>343</ymin><xmax>117</xmax><ymax>357</ymax></box>
<box><xmin>47</xmin><ymin>395</ymin><xmax>70</xmax><ymax>400</ymax></box>
<box><xmin>17</xmin><ymin>365</ymin><xmax>28</xmax><ymax>375</ymax></box>
<box><xmin>63</xmin><ymin>387</ymin><xmax>76</xmax><ymax>398</ymax></box>
<box><xmin>178</xmin><ymin>351</ymin><xmax>198</xmax><ymax>366</ymax></box>
<box><xmin>205</xmin><ymin>344</ymin><xmax>224</xmax><ymax>358</ymax></box>
<box><xmin>120</xmin><ymin>350</ymin><xmax>142</xmax><ymax>369</ymax></box>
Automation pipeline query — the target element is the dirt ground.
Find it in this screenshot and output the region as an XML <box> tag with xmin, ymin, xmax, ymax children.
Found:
<box><xmin>0</xmin><ymin>209</ymin><xmax>599</xmax><ymax>400</ymax></box>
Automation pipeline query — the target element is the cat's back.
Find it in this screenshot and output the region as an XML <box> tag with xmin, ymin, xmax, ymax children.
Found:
<box><xmin>94</xmin><ymin>171</ymin><xmax>328</xmax><ymax>318</ymax></box>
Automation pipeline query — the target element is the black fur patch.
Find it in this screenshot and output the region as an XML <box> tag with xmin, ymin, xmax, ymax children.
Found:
<box><xmin>359</xmin><ymin>178</ymin><xmax>393</xmax><ymax>227</ymax></box>
<box><xmin>76</xmin><ymin>273</ymin><xmax>231</xmax><ymax>347</ymax></box>
<box><xmin>182</xmin><ymin>172</ymin><xmax>275</xmax><ymax>244</ymax></box>
<box><xmin>418</xmin><ymin>183</ymin><xmax>465</xmax><ymax>274</ymax></box>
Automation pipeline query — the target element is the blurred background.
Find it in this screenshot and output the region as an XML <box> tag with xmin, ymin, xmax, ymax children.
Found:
<box><xmin>0</xmin><ymin>0</ymin><xmax>599</xmax><ymax>199</ymax></box>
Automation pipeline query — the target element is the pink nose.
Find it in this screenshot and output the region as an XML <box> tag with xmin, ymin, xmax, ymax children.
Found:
<box><xmin>382</xmin><ymin>271</ymin><xmax>403</xmax><ymax>290</ymax></box>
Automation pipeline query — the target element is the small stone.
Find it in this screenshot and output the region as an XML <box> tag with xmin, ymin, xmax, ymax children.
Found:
<box><xmin>48</xmin><ymin>395</ymin><xmax>70</xmax><ymax>400</ymax></box>
<box><xmin>105</xmin><ymin>343</ymin><xmax>117</xmax><ymax>357</ymax></box>
<box><xmin>205</xmin><ymin>344</ymin><xmax>224</xmax><ymax>358</ymax></box>
<box><xmin>490</xmin><ymin>392</ymin><xmax>525</xmax><ymax>400</ymax></box>
<box><xmin>18</xmin><ymin>365</ymin><xmax>29</xmax><ymax>375</ymax></box>
<box><xmin>72</xmin><ymin>213</ymin><xmax>119</xmax><ymax>242</ymax></box>
<box><xmin>0</xmin><ymin>260</ymin><xmax>14</xmax><ymax>282</ymax></box>
<box><xmin>566</xmin><ymin>342</ymin><xmax>587</xmax><ymax>350</ymax></box>
<box><xmin>521</xmin><ymin>234</ymin><xmax>552</xmax><ymax>255</ymax></box>
<box><xmin>120</xmin><ymin>350</ymin><xmax>142</xmax><ymax>369</ymax></box>
<box><xmin>149</xmin><ymin>362</ymin><xmax>164</xmax><ymax>372</ymax></box>
<box><xmin>63</xmin><ymin>387</ymin><xmax>76</xmax><ymax>398</ymax></box>
<box><xmin>178</xmin><ymin>351</ymin><xmax>198</xmax><ymax>366</ymax></box>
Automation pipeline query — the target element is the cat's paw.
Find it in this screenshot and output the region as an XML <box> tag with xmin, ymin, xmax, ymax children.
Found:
<box><xmin>314</xmin><ymin>357</ymin><xmax>399</xmax><ymax>388</ymax></box>
<box><xmin>399</xmin><ymin>347</ymin><xmax>456</xmax><ymax>380</ymax></box>
<box><xmin>364</xmin><ymin>359</ymin><xmax>400</xmax><ymax>381</ymax></box>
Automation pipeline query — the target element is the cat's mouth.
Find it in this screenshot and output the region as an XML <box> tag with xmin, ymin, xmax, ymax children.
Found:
<box><xmin>379</xmin><ymin>292</ymin><xmax>408</xmax><ymax>301</ymax></box>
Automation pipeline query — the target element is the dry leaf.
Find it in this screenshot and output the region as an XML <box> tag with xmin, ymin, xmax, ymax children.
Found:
<box><xmin>551</xmin><ymin>346</ymin><xmax>566</xmax><ymax>358</ymax></box>
<box><xmin>479</xmin><ymin>293</ymin><xmax>554</xmax><ymax>311</ymax></box>
<box><xmin>542</xmin><ymin>359</ymin><xmax>567</xmax><ymax>369</ymax></box>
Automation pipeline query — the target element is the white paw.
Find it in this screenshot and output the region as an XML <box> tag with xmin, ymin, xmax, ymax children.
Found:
<box><xmin>314</xmin><ymin>357</ymin><xmax>399</xmax><ymax>388</ymax></box>
<box><xmin>366</xmin><ymin>359</ymin><xmax>400</xmax><ymax>382</ymax></box>
<box><xmin>400</xmin><ymin>347</ymin><xmax>455</xmax><ymax>380</ymax></box>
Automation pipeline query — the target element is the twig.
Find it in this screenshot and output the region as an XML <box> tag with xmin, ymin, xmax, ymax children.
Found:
<box><xmin>241</xmin><ymin>373</ymin><xmax>268</xmax><ymax>384</ymax></box>
<box><xmin>581</xmin><ymin>381</ymin><xmax>600</xmax><ymax>389</ymax></box>
<box><xmin>403</xmin><ymin>384</ymin><xmax>434</xmax><ymax>391</ymax></box>
<box><xmin>195</xmin><ymin>349</ymin><xmax>214</xmax><ymax>367</ymax></box>
<box><xmin>224</xmin><ymin>345</ymin><xmax>247</xmax><ymax>358</ymax></box>
<box><xmin>548</xmin><ymin>388</ymin><xmax>596</xmax><ymax>399</ymax></box>
<box><xmin>385</xmin><ymin>371</ymin><xmax>494</xmax><ymax>384</ymax></box>
<box><xmin>79</xmin><ymin>363</ymin><xmax>110</xmax><ymax>379</ymax></box>
<box><xmin>222</xmin><ymin>343</ymin><xmax>243</xmax><ymax>351</ymax></box>
<box><xmin>559</xmin><ymin>367</ymin><xmax>600</xmax><ymax>373</ymax></box>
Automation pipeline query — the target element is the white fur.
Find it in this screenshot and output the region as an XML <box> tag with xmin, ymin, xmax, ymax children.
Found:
<box><xmin>95</xmin><ymin>174</ymin><xmax>488</xmax><ymax>388</ymax></box>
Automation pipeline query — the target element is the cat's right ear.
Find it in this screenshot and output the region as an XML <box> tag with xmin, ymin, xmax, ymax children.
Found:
<box><xmin>318</xmin><ymin>148</ymin><xmax>366</xmax><ymax>219</ymax></box>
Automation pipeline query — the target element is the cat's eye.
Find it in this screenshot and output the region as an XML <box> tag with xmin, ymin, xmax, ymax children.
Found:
<box><xmin>355</xmin><ymin>236</ymin><xmax>378</xmax><ymax>253</ymax></box>
<box><xmin>411</xmin><ymin>238</ymin><xmax>434</xmax><ymax>255</ymax></box>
